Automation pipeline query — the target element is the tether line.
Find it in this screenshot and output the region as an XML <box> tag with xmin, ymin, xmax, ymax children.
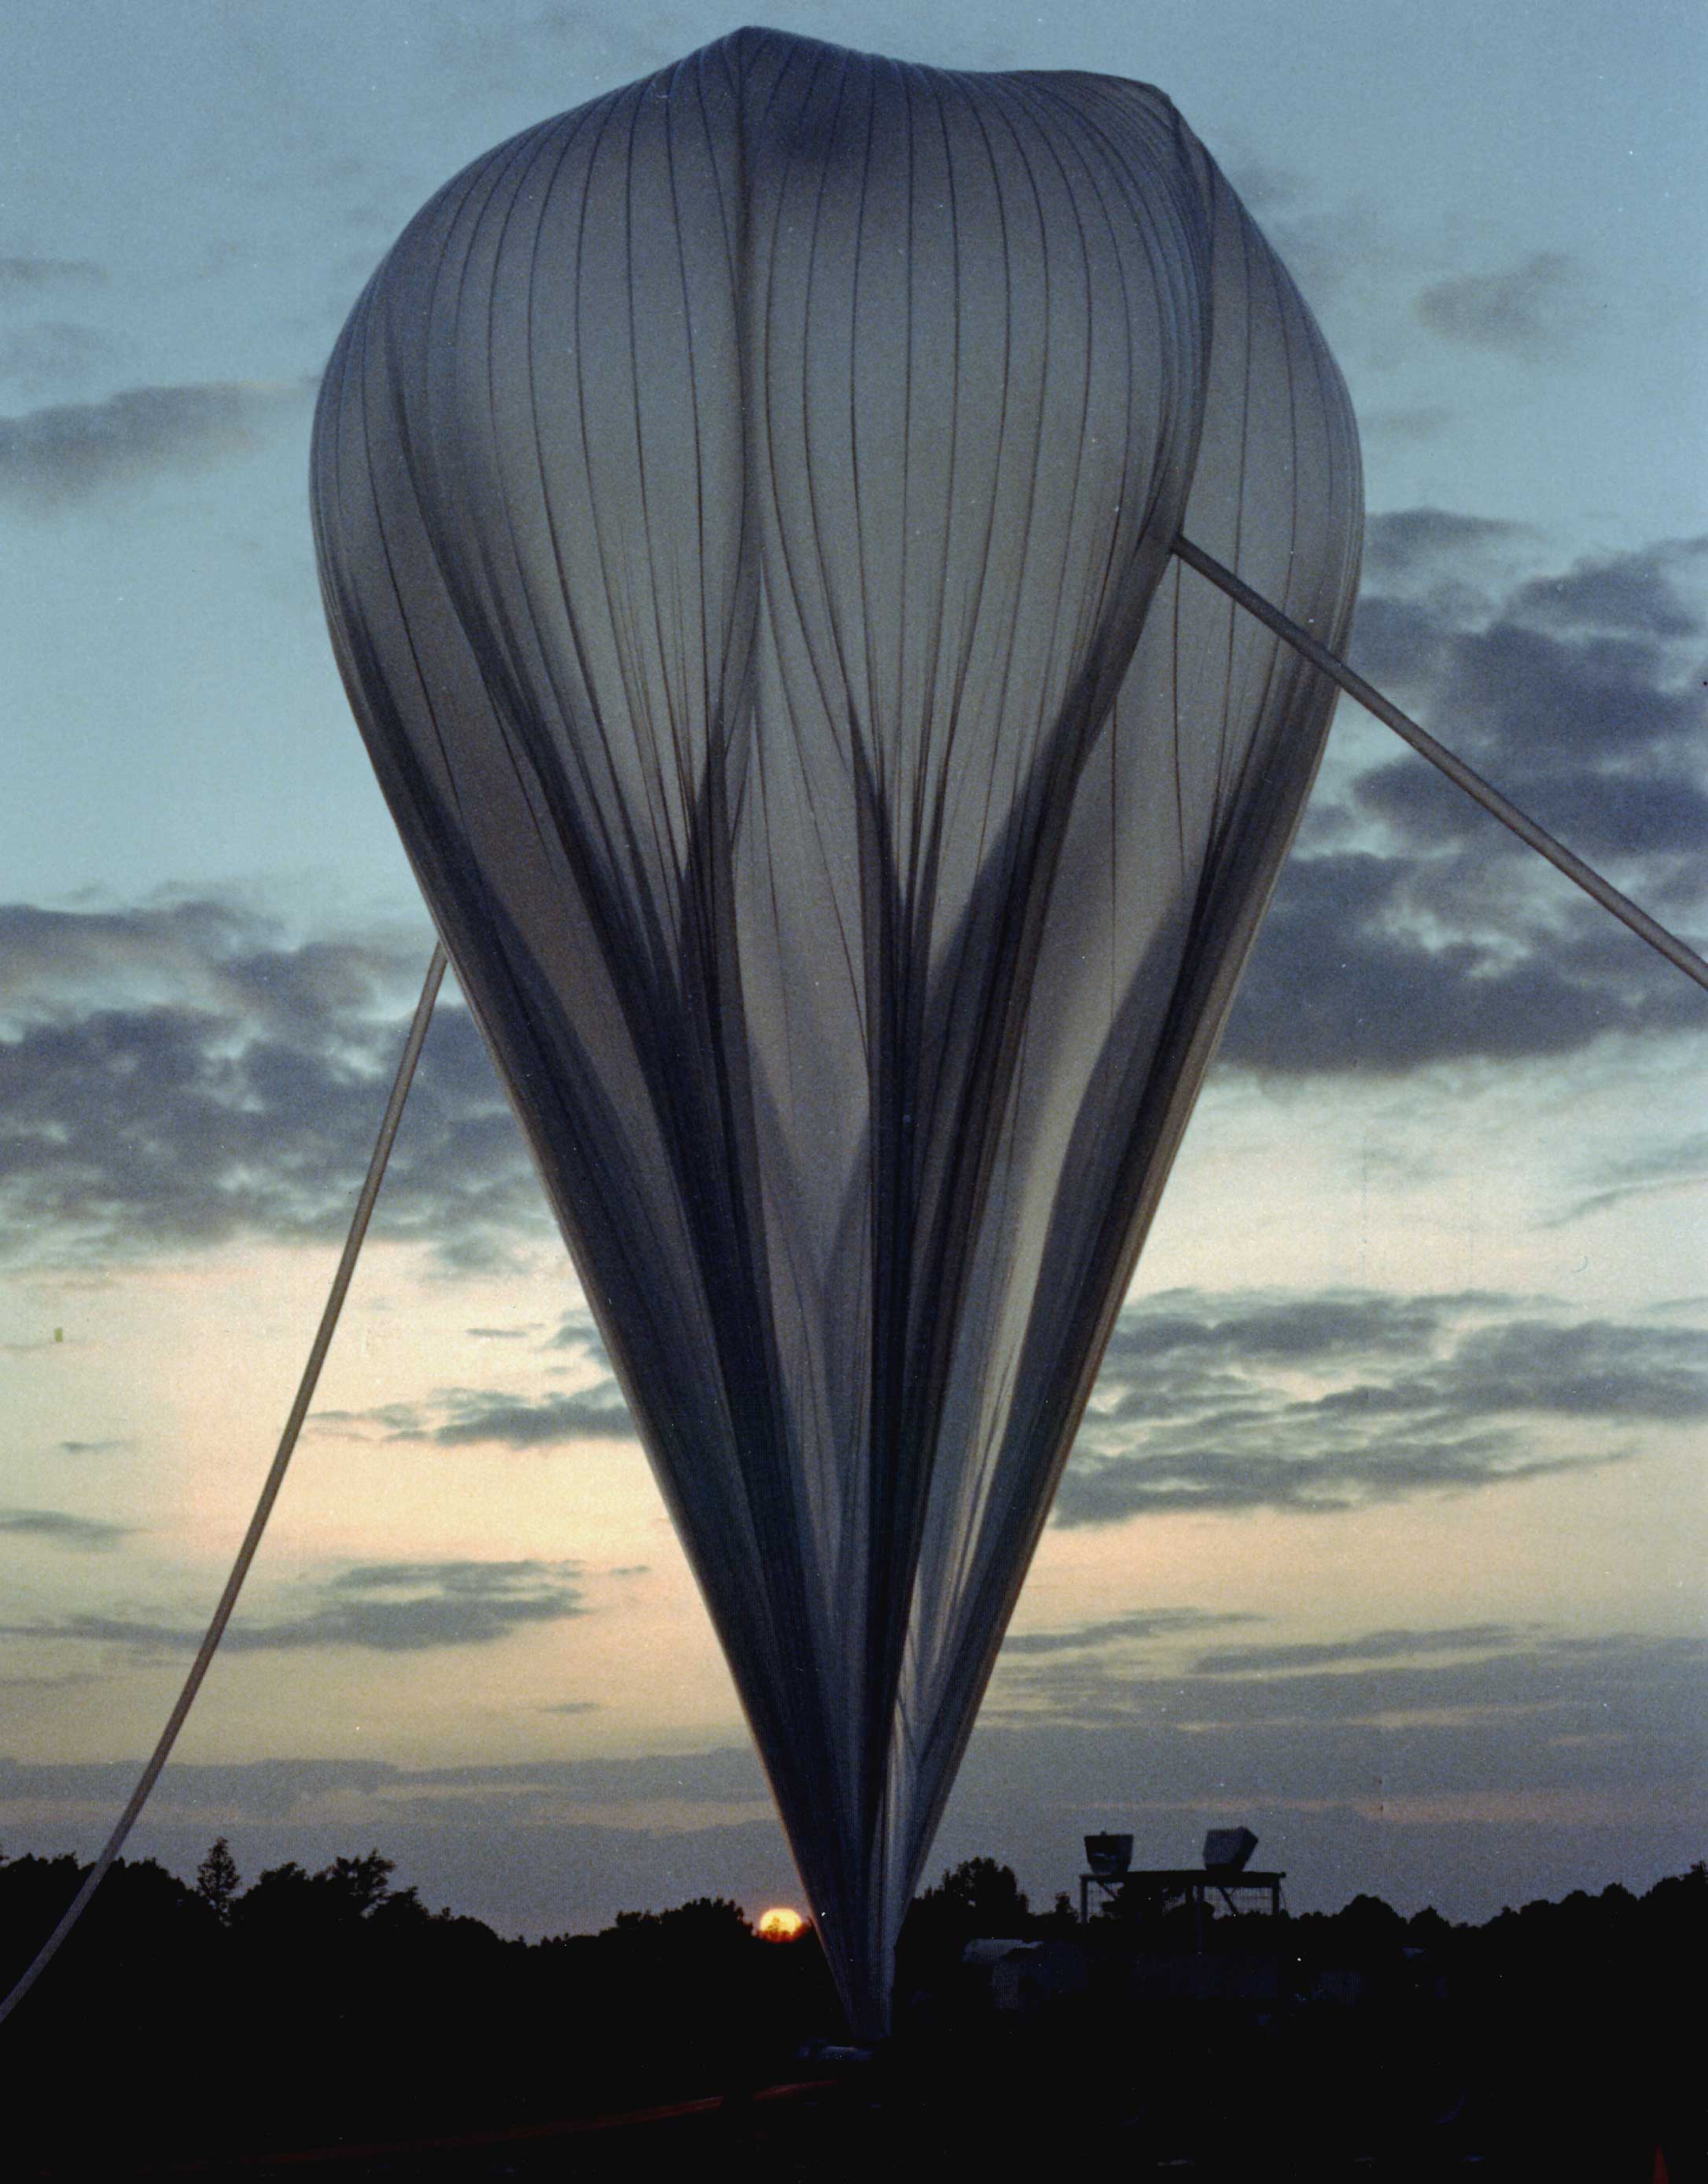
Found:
<box><xmin>0</xmin><ymin>942</ymin><xmax>448</xmax><ymax>2029</ymax></box>
<box><xmin>1173</xmin><ymin>532</ymin><xmax>1708</xmax><ymax>995</ymax></box>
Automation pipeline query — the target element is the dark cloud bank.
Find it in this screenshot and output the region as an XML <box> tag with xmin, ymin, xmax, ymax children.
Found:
<box><xmin>1221</xmin><ymin>520</ymin><xmax>1708</xmax><ymax>1077</ymax></box>
<box><xmin>0</xmin><ymin>378</ymin><xmax>314</xmax><ymax>506</ymax></box>
<box><xmin>0</xmin><ymin>899</ymin><xmax>547</xmax><ymax>1271</ymax></box>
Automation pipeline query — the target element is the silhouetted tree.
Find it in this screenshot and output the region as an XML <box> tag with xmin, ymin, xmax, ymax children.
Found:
<box><xmin>612</xmin><ymin>1894</ymin><xmax>753</xmax><ymax>1947</ymax></box>
<box><xmin>917</xmin><ymin>1855</ymin><xmax>1029</xmax><ymax>1932</ymax></box>
<box><xmin>321</xmin><ymin>1848</ymin><xmax>397</xmax><ymax>1917</ymax></box>
<box><xmin>195</xmin><ymin>1836</ymin><xmax>240</xmax><ymax>1925</ymax></box>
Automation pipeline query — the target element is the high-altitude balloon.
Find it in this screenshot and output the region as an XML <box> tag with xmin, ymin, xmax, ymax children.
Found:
<box><xmin>311</xmin><ymin>27</ymin><xmax>1361</xmax><ymax>2036</ymax></box>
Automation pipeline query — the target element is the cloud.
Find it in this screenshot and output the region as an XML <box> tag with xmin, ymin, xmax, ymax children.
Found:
<box><xmin>0</xmin><ymin>321</ymin><xmax>114</xmax><ymax>395</ymax></box>
<box><xmin>1415</xmin><ymin>251</ymin><xmax>1585</xmax><ymax>358</ymax></box>
<box><xmin>1511</xmin><ymin>538</ymin><xmax>1708</xmax><ymax>642</ymax></box>
<box><xmin>988</xmin><ymin>1626</ymin><xmax>1708</xmax><ymax>1759</ymax></box>
<box><xmin>1360</xmin><ymin>405</ymin><xmax>1452</xmax><ymax>446</ymax></box>
<box><xmin>0</xmin><ymin>899</ymin><xmax>546</xmax><ymax>1270</ymax></box>
<box><xmin>315</xmin><ymin>1377</ymin><xmax>634</xmax><ymax>1450</ymax></box>
<box><xmin>0</xmin><ymin>378</ymin><xmax>315</xmax><ymax>507</ymax></box>
<box><xmin>1003</xmin><ymin>1609</ymin><xmax>1261</xmax><ymax>1656</ymax></box>
<box><xmin>429</xmin><ymin>1388</ymin><xmax>634</xmax><ymax>1447</ymax></box>
<box><xmin>1359</xmin><ymin>508</ymin><xmax>1531</xmax><ymax>584</ymax></box>
<box><xmin>399</xmin><ymin>1745</ymin><xmax>768</xmax><ymax>1804</ymax></box>
<box><xmin>2</xmin><ymin>1558</ymin><xmax>586</xmax><ymax>1655</ymax></box>
<box><xmin>0</xmin><ymin>256</ymin><xmax>106</xmax><ymax>291</ymax></box>
<box><xmin>0</xmin><ymin>1740</ymin><xmax>768</xmax><ymax>1818</ymax></box>
<box><xmin>1222</xmin><ymin>528</ymin><xmax>1708</xmax><ymax>1076</ymax></box>
<box><xmin>0</xmin><ymin>1508</ymin><xmax>134</xmax><ymax>1550</ymax></box>
<box><xmin>1051</xmin><ymin>1289</ymin><xmax>1705</xmax><ymax>1528</ymax></box>
<box><xmin>1190</xmin><ymin>1625</ymin><xmax>1528</xmax><ymax>1675</ymax></box>
<box><xmin>1555</xmin><ymin>1131</ymin><xmax>1708</xmax><ymax>1224</ymax></box>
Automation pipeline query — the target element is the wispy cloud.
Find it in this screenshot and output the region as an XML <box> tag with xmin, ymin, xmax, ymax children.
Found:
<box><xmin>2</xmin><ymin>1558</ymin><xmax>587</xmax><ymax>1655</ymax></box>
<box><xmin>1415</xmin><ymin>251</ymin><xmax>1585</xmax><ymax>358</ymax></box>
<box><xmin>0</xmin><ymin>321</ymin><xmax>115</xmax><ymax>397</ymax></box>
<box><xmin>315</xmin><ymin>1376</ymin><xmax>634</xmax><ymax>1450</ymax></box>
<box><xmin>1555</xmin><ymin>1131</ymin><xmax>1708</xmax><ymax>1225</ymax></box>
<box><xmin>0</xmin><ymin>378</ymin><xmax>315</xmax><ymax>506</ymax></box>
<box><xmin>0</xmin><ymin>256</ymin><xmax>107</xmax><ymax>291</ymax></box>
<box><xmin>1003</xmin><ymin>1608</ymin><xmax>1261</xmax><ymax>1656</ymax></box>
<box><xmin>0</xmin><ymin>1508</ymin><xmax>135</xmax><ymax>1551</ymax></box>
<box><xmin>1053</xmin><ymin>1289</ymin><xmax>1706</xmax><ymax>1528</ymax></box>
<box><xmin>988</xmin><ymin>1625</ymin><xmax>1708</xmax><ymax>1762</ymax></box>
<box><xmin>1189</xmin><ymin>1624</ymin><xmax>1529</xmax><ymax>1676</ymax></box>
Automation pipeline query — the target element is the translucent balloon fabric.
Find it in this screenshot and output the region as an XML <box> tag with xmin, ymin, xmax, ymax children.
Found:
<box><xmin>311</xmin><ymin>28</ymin><xmax>1362</xmax><ymax>2036</ymax></box>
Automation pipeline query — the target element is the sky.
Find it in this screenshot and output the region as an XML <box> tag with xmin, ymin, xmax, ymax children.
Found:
<box><xmin>1</xmin><ymin>1</ymin><xmax>1704</xmax><ymax>1945</ymax></box>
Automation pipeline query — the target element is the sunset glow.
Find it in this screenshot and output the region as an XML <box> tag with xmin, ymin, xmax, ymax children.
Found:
<box><xmin>757</xmin><ymin>1907</ymin><xmax>807</xmax><ymax>1940</ymax></box>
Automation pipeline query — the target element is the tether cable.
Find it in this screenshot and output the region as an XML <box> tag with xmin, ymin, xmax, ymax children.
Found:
<box><xmin>0</xmin><ymin>942</ymin><xmax>448</xmax><ymax>2029</ymax></box>
<box><xmin>1173</xmin><ymin>533</ymin><xmax>1708</xmax><ymax>995</ymax></box>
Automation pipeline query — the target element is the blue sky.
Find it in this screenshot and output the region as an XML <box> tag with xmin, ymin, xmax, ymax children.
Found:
<box><xmin>1</xmin><ymin>2</ymin><xmax>1703</xmax><ymax>1939</ymax></box>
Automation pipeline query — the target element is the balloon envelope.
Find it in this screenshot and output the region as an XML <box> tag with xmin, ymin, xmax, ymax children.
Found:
<box><xmin>311</xmin><ymin>28</ymin><xmax>1361</xmax><ymax>2035</ymax></box>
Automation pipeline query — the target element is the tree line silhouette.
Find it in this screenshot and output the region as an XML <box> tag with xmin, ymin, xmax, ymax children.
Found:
<box><xmin>2</xmin><ymin>1840</ymin><xmax>1699</xmax><ymax>2175</ymax></box>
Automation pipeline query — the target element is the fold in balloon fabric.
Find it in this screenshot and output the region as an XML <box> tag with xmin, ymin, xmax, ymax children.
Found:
<box><xmin>312</xmin><ymin>27</ymin><xmax>1362</xmax><ymax>2036</ymax></box>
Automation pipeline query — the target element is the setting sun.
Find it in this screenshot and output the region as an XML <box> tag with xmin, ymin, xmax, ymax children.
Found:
<box><xmin>756</xmin><ymin>1906</ymin><xmax>807</xmax><ymax>1940</ymax></box>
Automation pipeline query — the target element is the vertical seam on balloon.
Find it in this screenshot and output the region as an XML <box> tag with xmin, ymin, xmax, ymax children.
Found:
<box><xmin>679</xmin><ymin>55</ymin><xmax>726</xmax><ymax>806</ymax></box>
<box><xmin>574</xmin><ymin>92</ymin><xmax>660</xmax><ymax>928</ymax></box>
<box><xmin>1002</xmin><ymin>79</ymin><xmax>1102</xmax><ymax>794</ymax></box>
<box><xmin>565</xmin><ymin>90</ymin><xmax>665</xmax><ymax>968</ymax></box>
<box><xmin>473</xmin><ymin>127</ymin><xmax>580</xmax><ymax>889</ymax></box>
<box><xmin>896</xmin><ymin>60</ymin><xmax>919</xmax><ymax>880</ymax></box>
<box><xmin>1019</xmin><ymin>81</ymin><xmax>1151</xmax><ymax>667</ymax></box>
<box><xmin>523</xmin><ymin>115</ymin><xmax>642</xmax><ymax>922</ymax></box>
<box><xmin>932</xmin><ymin>87</ymin><xmax>1014</xmax><ymax>873</ymax></box>
<box><xmin>621</xmin><ymin>86</ymin><xmax>690</xmax><ymax>893</ymax></box>
<box><xmin>430</xmin><ymin>125</ymin><xmax>543</xmax><ymax>730</ymax></box>
<box><xmin>913</xmin><ymin>68</ymin><xmax>963</xmax><ymax>925</ymax></box>
<box><xmin>363</xmin><ymin>187</ymin><xmax>484</xmax><ymax>851</ymax></box>
<box><xmin>968</xmin><ymin>79</ymin><xmax>1053</xmax><ymax>851</ymax></box>
<box><xmin>755</xmin><ymin>45</ymin><xmax>869</xmax><ymax>1046</ymax></box>
<box><xmin>761</xmin><ymin>49</ymin><xmax>861</xmax><ymax>766</ymax></box>
<box><xmin>661</xmin><ymin>65</ymin><xmax>712</xmax><ymax>912</ymax></box>
<box><xmin>848</xmin><ymin>64</ymin><xmax>884</xmax><ymax>809</ymax></box>
<box><xmin>1222</xmin><ymin>194</ymin><xmax>1258</xmax><ymax>819</ymax></box>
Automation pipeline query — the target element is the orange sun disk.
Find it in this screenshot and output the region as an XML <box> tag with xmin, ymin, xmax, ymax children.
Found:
<box><xmin>757</xmin><ymin>1906</ymin><xmax>807</xmax><ymax>1939</ymax></box>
